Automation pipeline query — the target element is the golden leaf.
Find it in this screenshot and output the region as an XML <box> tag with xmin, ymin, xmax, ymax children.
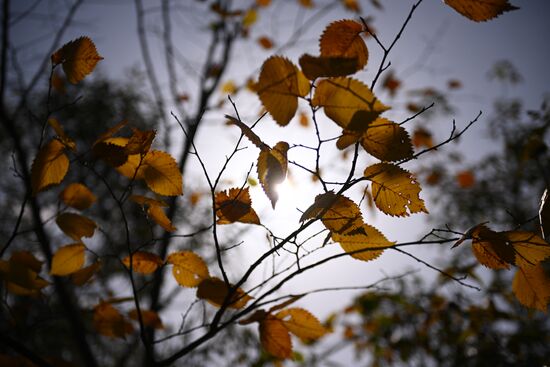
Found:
<box><xmin>147</xmin><ymin>205</ymin><xmax>177</xmax><ymax>232</ymax></box>
<box><xmin>124</xmin><ymin>128</ymin><xmax>156</xmax><ymax>155</ymax></box>
<box><xmin>142</xmin><ymin>151</ymin><xmax>183</xmax><ymax>196</ymax></box>
<box><xmin>93</xmin><ymin>302</ymin><xmax>134</xmax><ymax>338</ymax></box>
<box><xmin>319</xmin><ymin>20</ymin><xmax>368</xmax><ymax>71</ymax></box>
<box><xmin>167</xmin><ymin>251</ymin><xmax>209</xmax><ymax>288</ymax></box>
<box><xmin>196</xmin><ymin>277</ymin><xmax>251</xmax><ymax>309</ymax></box>
<box><xmin>332</xmin><ymin>223</ymin><xmax>394</xmax><ymax>262</ymax></box>
<box><xmin>71</xmin><ymin>260</ymin><xmax>101</xmax><ymax>286</ymax></box>
<box><xmin>215</xmin><ymin>187</ymin><xmax>260</xmax><ymax>225</ymax></box>
<box><xmin>31</xmin><ymin>139</ymin><xmax>69</xmax><ymax>195</ymax></box>
<box><xmin>300</xmin><ymin>191</ymin><xmax>363</xmax><ymax>235</ymax></box>
<box><xmin>56</xmin><ymin>212</ymin><xmax>97</xmax><ymax>241</ymax></box>
<box><xmin>50</xmin><ymin>243</ymin><xmax>86</xmax><ymax>276</ymax></box>
<box><xmin>59</xmin><ymin>183</ymin><xmax>97</xmax><ymax>210</ymax></box>
<box><xmin>359</xmin><ymin>118</ymin><xmax>413</xmax><ymax>161</ymax></box>
<box><xmin>512</xmin><ymin>264</ymin><xmax>550</xmax><ymax>312</ymax></box>
<box><xmin>506</xmin><ymin>231</ymin><xmax>550</xmax><ymax>269</ymax></box>
<box><xmin>51</xmin><ymin>36</ymin><xmax>103</xmax><ymax>84</ymax></box>
<box><xmin>312</xmin><ymin>77</ymin><xmax>389</xmax><ymax>132</ymax></box>
<box><xmin>365</xmin><ymin>163</ymin><xmax>428</xmax><ymax>217</ymax></box>
<box><xmin>242</xmin><ymin>9</ymin><xmax>258</xmax><ymax>27</ymax></box>
<box><xmin>469</xmin><ymin>225</ymin><xmax>514</xmax><ymax>269</ymax></box>
<box><xmin>299</xmin><ymin>54</ymin><xmax>359</xmax><ymax>80</ymax></box>
<box><xmin>221</xmin><ymin>80</ymin><xmax>237</xmax><ymax>95</ymax></box>
<box><xmin>444</xmin><ymin>0</ymin><xmax>518</xmax><ymax>22</ymax></box>
<box><xmin>122</xmin><ymin>251</ymin><xmax>163</xmax><ymax>274</ymax></box>
<box><xmin>275</xmin><ymin>308</ymin><xmax>326</xmax><ymax>342</ymax></box>
<box><xmin>259</xmin><ymin>316</ymin><xmax>293</xmax><ymax>359</ymax></box>
<box><xmin>257</xmin><ymin>142</ymin><xmax>289</xmax><ymax>208</ymax></box>
<box><xmin>128</xmin><ymin>309</ymin><xmax>164</xmax><ymax>329</ymax></box>
<box><xmin>256</xmin><ymin>56</ymin><xmax>310</xmax><ymax>126</ymax></box>
<box><xmin>130</xmin><ymin>194</ymin><xmax>168</xmax><ymax>207</ymax></box>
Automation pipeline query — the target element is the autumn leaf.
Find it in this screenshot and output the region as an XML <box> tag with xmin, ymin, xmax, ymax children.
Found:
<box><xmin>124</xmin><ymin>128</ymin><xmax>156</xmax><ymax>155</ymax></box>
<box><xmin>56</xmin><ymin>212</ymin><xmax>97</xmax><ymax>241</ymax></box>
<box><xmin>0</xmin><ymin>253</ymin><xmax>48</xmax><ymax>296</ymax></box>
<box><xmin>299</xmin><ymin>111</ymin><xmax>309</xmax><ymax>127</ymax></box>
<box><xmin>147</xmin><ymin>205</ymin><xmax>177</xmax><ymax>232</ymax></box>
<box><xmin>51</xmin><ymin>36</ymin><xmax>103</xmax><ymax>84</ymax></box>
<box><xmin>215</xmin><ymin>187</ymin><xmax>260</xmax><ymax>225</ymax></box>
<box><xmin>506</xmin><ymin>231</ymin><xmax>550</xmax><ymax>269</ymax></box>
<box><xmin>59</xmin><ymin>183</ymin><xmax>96</xmax><ymax>210</ymax></box>
<box><xmin>196</xmin><ymin>277</ymin><xmax>252</xmax><ymax>309</ymax></box>
<box><xmin>259</xmin><ymin>316</ymin><xmax>293</xmax><ymax>359</ymax></box>
<box><xmin>275</xmin><ymin>308</ymin><xmax>327</xmax><ymax>342</ymax></box>
<box><xmin>130</xmin><ymin>194</ymin><xmax>167</xmax><ymax>207</ymax></box>
<box><xmin>225</xmin><ymin>115</ymin><xmax>268</xmax><ymax>150</ymax></box>
<box><xmin>128</xmin><ymin>309</ymin><xmax>164</xmax><ymax>329</ymax></box>
<box><xmin>299</xmin><ymin>54</ymin><xmax>359</xmax><ymax>80</ymax></box>
<box><xmin>382</xmin><ymin>71</ymin><xmax>401</xmax><ymax>97</ymax></box>
<box><xmin>312</xmin><ymin>77</ymin><xmax>389</xmax><ymax>132</ymax></box>
<box><xmin>50</xmin><ymin>243</ymin><xmax>86</xmax><ymax>276</ymax></box>
<box><xmin>332</xmin><ymin>223</ymin><xmax>394</xmax><ymax>262</ymax></box>
<box><xmin>256</xmin><ymin>56</ymin><xmax>310</xmax><ymax>126</ymax></box>
<box><xmin>319</xmin><ymin>20</ymin><xmax>368</xmax><ymax>71</ymax></box>
<box><xmin>443</xmin><ymin>0</ymin><xmax>518</xmax><ymax>22</ymax></box>
<box><xmin>300</xmin><ymin>191</ymin><xmax>363</xmax><ymax>235</ymax></box>
<box><xmin>142</xmin><ymin>151</ymin><xmax>183</xmax><ymax>196</ymax></box>
<box><xmin>364</xmin><ymin>163</ymin><xmax>428</xmax><ymax>217</ymax></box>
<box><xmin>31</xmin><ymin>139</ymin><xmax>69</xmax><ymax>195</ymax></box>
<box><xmin>167</xmin><ymin>251</ymin><xmax>209</xmax><ymax>287</ymax></box>
<box><xmin>257</xmin><ymin>142</ymin><xmax>289</xmax><ymax>208</ymax></box>
<box><xmin>455</xmin><ymin>224</ymin><xmax>515</xmax><ymax>269</ymax></box>
<box><xmin>10</xmin><ymin>251</ymin><xmax>43</xmax><ymax>273</ymax></box>
<box><xmin>358</xmin><ymin>118</ymin><xmax>413</xmax><ymax>161</ymax></box>
<box><xmin>512</xmin><ymin>264</ymin><xmax>550</xmax><ymax>312</ymax></box>
<box><xmin>221</xmin><ymin>80</ymin><xmax>237</xmax><ymax>95</ymax></box>
<box><xmin>258</xmin><ymin>36</ymin><xmax>274</xmax><ymax>49</ymax></box>
<box><xmin>242</xmin><ymin>9</ymin><xmax>257</xmax><ymax>27</ymax></box>
<box><xmin>48</xmin><ymin>118</ymin><xmax>76</xmax><ymax>151</ymax></box>
<box><xmin>93</xmin><ymin>302</ymin><xmax>134</xmax><ymax>338</ymax></box>
<box><xmin>71</xmin><ymin>260</ymin><xmax>101</xmax><ymax>286</ymax></box>
<box><xmin>456</xmin><ymin>170</ymin><xmax>475</xmax><ymax>188</ymax></box>
<box><xmin>412</xmin><ymin>127</ymin><xmax>434</xmax><ymax>149</ymax></box>
<box><xmin>122</xmin><ymin>251</ymin><xmax>163</xmax><ymax>274</ymax></box>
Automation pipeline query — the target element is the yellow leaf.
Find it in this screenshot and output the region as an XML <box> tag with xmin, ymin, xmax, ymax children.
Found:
<box><xmin>31</xmin><ymin>139</ymin><xmax>69</xmax><ymax>195</ymax></box>
<box><xmin>50</xmin><ymin>243</ymin><xmax>86</xmax><ymax>276</ymax></box>
<box><xmin>299</xmin><ymin>111</ymin><xmax>309</xmax><ymax>127</ymax></box>
<box><xmin>221</xmin><ymin>80</ymin><xmax>237</xmax><ymax>94</ymax></box>
<box><xmin>167</xmin><ymin>251</ymin><xmax>209</xmax><ymax>287</ymax></box>
<box><xmin>147</xmin><ymin>204</ymin><xmax>177</xmax><ymax>232</ymax></box>
<box><xmin>319</xmin><ymin>19</ymin><xmax>368</xmax><ymax>71</ymax></box>
<box><xmin>256</xmin><ymin>56</ymin><xmax>310</xmax><ymax>126</ymax></box>
<box><xmin>56</xmin><ymin>212</ymin><xmax>97</xmax><ymax>241</ymax></box>
<box><xmin>312</xmin><ymin>78</ymin><xmax>389</xmax><ymax>132</ymax></box>
<box><xmin>51</xmin><ymin>36</ymin><xmax>103</xmax><ymax>84</ymax></box>
<box><xmin>300</xmin><ymin>191</ymin><xmax>363</xmax><ymax>234</ymax></box>
<box><xmin>512</xmin><ymin>264</ymin><xmax>550</xmax><ymax>312</ymax></box>
<box><xmin>130</xmin><ymin>194</ymin><xmax>168</xmax><ymax>207</ymax></box>
<box><xmin>142</xmin><ymin>151</ymin><xmax>183</xmax><ymax>196</ymax></box>
<box><xmin>215</xmin><ymin>187</ymin><xmax>260</xmax><ymax>225</ymax></box>
<box><xmin>71</xmin><ymin>260</ymin><xmax>101</xmax><ymax>286</ymax></box>
<box><xmin>358</xmin><ymin>118</ymin><xmax>413</xmax><ymax>161</ymax></box>
<box><xmin>196</xmin><ymin>277</ymin><xmax>252</xmax><ymax>309</ymax></box>
<box><xmin>128</xmin><ymin>309</ymin><xmax>164</xmax><ymax>329</ymax></box>
<box><xmin>332</xmin><ymin>223</ymin><xmax>394</xmax><ymax>261</ymax></box>
<box><xmin>242</xmin><ymin>9</ymin><xmax>258</xmax><ymax>27</ymax></box>
<box><xmin>507</xmin><ymin>231</ymin><xmax>550</xmax><ymax>269</ymax></box>
<box><xmin>122</xmin><ymin>251</ymin><xmax>163</xmax><ymax>274</ymax></box>
<box><xmin>48</xmin><ymin>118</ymin><xmax>76</xmax><ymax>151</ymax></box>
<box><xmin>275</xmin><ymin>308</ymin><xmax>327</xmax><ymax>342</ymax></box>
<box><xmin>257</xmin><ymin>142</ymin><xmax>289</xmax><ymax>208</ymax></box>
<box><xmin>299</xmin><ymin>54</ymin><xmax>359</xmax><ymax>80</ymax></box>
<box><xmin>364</xmin><ymin>163</ymin><xmax>428</xmax><ymax>217</ymax></box>
<box><xmin>93</xmin><ymin>302</ymin><xmax>134</xmax><ymax>338</ymax></box>
<box><xmin>59</xmin><ymin>183</ymin><xmax>97</xmax><ymax>210</ymax></box>
<box><xmin>444</xmin><ymin>0</ymin><xmax>518</xmax><ymax>22</ymax></box>
<box><xmin>259</xmin><ymin>316</ymin><xmax>293</xmax><ymax>359</ymax></box>
<box><xmin>124</xmin><ymin>128</ymin><xmax>156</xmax><ymax>155</ymax></box>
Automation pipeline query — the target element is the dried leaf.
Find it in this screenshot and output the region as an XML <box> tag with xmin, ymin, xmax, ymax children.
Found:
<box><xmin>122</xmin><ymin>251</ymin><xmax>163</xmax><ymax>274</ymax></box>
<box><xmin>48</xmin><ymin>118</ymin><xmax>76</xmax><ymax>151</ymax></box>
<box><xmin>258</xmin><ymin>36</ymin><xmax>274</xmax><ymax>49</ymax></box>
<box><xmin>257</xmin><ymin>142</ymin><xmax>289</xmax><ymax>208</ymax></box>
<box><xmin>56</xmin><ymin>212</ymin><xmax>97</xmax><ymax>241</ymax></box>
<box><xmin>226</xmin><ymin>115</ymin><xmax>268</xmax><ymax>150</ymax></box>
<box><xmin>319</xmin><ymin>20</ymin><xmax>368</xmax><ymax>71</ymax></box>
<box><xmin>0</xmin><ymin>253</ymin><xmax>48</xmax><ymax>296</ymax></box>
<box><xmin>456</xmin><ymin>170</ymin><xmax>475</xmax><ymax>188</ymax></box>
<box><xmin>31</xmin><ymin>139</ymin><xmax>69</xmax><ymax>195</ymax></box>
<box><xmin>444</xmin><ymin>0</ymin><xmax>518</xmax><ymax>22</ymax></box>
<box><xmin>51</xmin><ymin>36</ymin><xmax>103</xmax><ymax>84</ymax></box>
<box><xmin>130</xmin><ymin>195</ymin><xmax>168</xmax><ymax>207</ymax></box>
<box><xmin>216</xmin><ymin>187</ymin><xmax>260</xmax><ymax>224</ymax></box>
<box><xmin>124</xmin><ymin>128</ymin><xmax>155</xmax><ymax>155</ymax></box>
<box><xmin>167</xmin><ymin>251</ymin><xmax>209</xmax><ymax>287</ymax></box>
<box><xmin>276</xmin><ymin>308</ymin><xmax>326</xmax><ymax>342</ymax></box>
<box><xmin>196</xmin><ymin>277</ymin><xmax>251</xmax><ymax>309</ymax></box>
<box><xmin>259</xmin><ymin>316</ymin><xmax>293</xmax><ymax>359</ymax></box>
<box><xmin>59</xmin><ymin>183</ymin><xmax>96</xmax><ymax>210</ymax></box>
<box><xmin>299</xmin><ymin>54</ymin><xmax>359</xmax><ymax>80</ymax></box>
<box><xmin>468</xmin><ymin>224</ymin><xmax>515</xmax><ymax>269</ymax></box>
<box><xmin>50</xmin><ymin>243</ymin><xmax>86</xmax><ymax>276</ymax></box>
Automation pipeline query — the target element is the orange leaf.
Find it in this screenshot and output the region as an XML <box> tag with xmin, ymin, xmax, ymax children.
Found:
<box><xmin>59</xmin><ymin>183</ymin><xmax>96</xmax><ymax>210</ymax></box>
<box><xmin>56</xmin><ymin>212</ymin><xmax>97</xmax><ymax>241</ymax></box>
<box><xmin>256</xmin><ymin>56</ymin><xmax>310</xmax><ymax>126</ymax></box>
<box><xmin>124</xmin><ymin>128</ymin><xmax>156</xmax><ymax>155</ymax></box>
<box><xmin>50</xmin><ymin>243</ymin><xmax>86</xmax><ymax>276</ymax></box>
<box><xmin>443</xmin><ymin>0</ymin><xmax>518</xmax><ymax>22</ymax></box>
<box><xmin>167</xmin><ymin>251</ymin><xmax>209</xmax><ymax>287</ymax></box>
<box><xmin>512</xmin><ymin>264</ymin><xmax>550</xmax><ymax>312</ymax></box>
<box><xmin>215</xmin><ymin>187</ymin><xmax>260</xmax><ymax>225</ymax></box>
<box><xmin>465</xmin><ymin>224</ymin><xmax>515</xmax><ymax>269</ymax></box>
<box><xmin>299</xmin><ymin>54</ymin><xmax>359</xmax><ymax>80</ymax></box>
<box><xmin>93</xmin><ymin>302</ymin><xmax>134</xmax><ymax>338</ymax></box>
<box><xmin>122</xmin><ymin>251</ymin><xmax>163</xmax><ymax>274</ymax></box>
<box><xmin>128</xmin><ymin>309</ymin><xmax>164</xmax><ymax>329</ymax></box>
<box><xmin>456</xmin><ymin>170</ymin><xmax>475</xmax><ymax>188</ymax></box>
<box><xmin>130</xmin><ymin>194</ymin><xmax>168</xmax><ymax>207</ymax></box>
<box><xmin>412</xmin><ymin>127</ymin><xmax>434</xmax><ymax>149</ymax></box>
<box><xmin>31</xmin><ymin>139</ymin><xmax>69</xmax><ymax>195</ymax></box>
<box><xmin>147</xmin><ymin>204</ymin><xmax>177</xmax><ymax>232</ymax></box>
<box><xmin>382</xmin><ymin>71</ymin><xmax>401</xmax><ymax>97</ymax></box>
<box><xmin>259</xmin><ymin>316</ymin><xmax>292</xmax><ymax>359</ymax></box>
<box><xmin>257</xmin><ymin>142</ymin><xmax>289</xmax><ymax>208</ymax></box>
<box><xmin>275</xmin><ymin>308</ymin><xmax>327</xmax><ymax>342</ymax></box>
<box><xmin>51</xmin><ymin>36</ymin><xmax>103</xmax><ymax>84</ymax></box>
<box><xmin>319</xmin><ymin>20</ymin><xmax>368</xmax><ymax>71</ymax></box>
<box><xmin>258</xmin><ymin>36</ymin><xmax>274</xmax><ymax>49</ymax></box>
<box><xmin>196</xmin><ymin>277</ymin><xmax>251</xmax><ymax>309</ymax></box>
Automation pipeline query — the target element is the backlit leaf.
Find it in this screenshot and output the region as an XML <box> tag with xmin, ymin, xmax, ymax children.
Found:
<box><xmin>167</xmin><ymin>251</ymin><xmax>209</xmax><ymax>287</ymax></box>
<box><xmin>359</xmin><ymin>118</ymin><xmax>413</xmax><ymax>161</ymax></box>
<box><xmin>59</xmin><ymin>183</ymin><xmax>96</xmax><ymax>210</ymax></box>
<box><xmin>196</xmin><ymin>277</ymin><xmax>251</xmax><ymax>309</ymax></box>
<box><xmin>143</xmin><ymin>151</ymin><xmax>183</xmax><ymax>196</ymax></box>
<box><xmin>259</xmin><ymin>316</ymin><xmax>292</xmax><ymax>359</ymax></box>
<box><xmin>56</xmin><ymin>212</ymin><xmax>97</xmax><ymax>241</ymax></box>
<box><xmin>364</xmin><ymin>163</ymin><xmax>428</xmax><ymax>217</ymax></box>
<box><xmin>506</xmin><ymin>231</ymin><xmax>550</xmax><ymax>269</ymax></box>
<box><xmin>93</xmin><ymin>302</ymin><xmax>134</xmax><ymax>338</ymax></box>
<box><xmin>257</xmin><ymin>142</ymin><xmax>289</xmax><ymax>208</ymax></box>
<box><xmin>299</xmin><ymin>54</ymin><xmax>359</xmax><ymax>80</ymax></box>
<box><xmin>128</xmin><ymin>309</ymin><xmax>164</xmax><ymax>329</ymax></box>
<box><xmin>256</xmin><ymin>56</ymin><xmax>310</xmax><ymax>126</ymax></box>
<box><xmin>319</xmin><ymin>20</ymin><xmax>368</xmax><ymax>71</ymax></box>
<box><xmin>71</xmin><ymin>260</ymin><xmax>101</xmax><ymax>285</ymax></box>
<box><xmin>444</xmin><ymin>0</ymin><xmax>518</xmax><ymax>22</ymax></box>
<box><xmin>276</xmin><ymin>308</ymin><xmax>326</xmax><ymax>342</ymax></box>
<box><xmin>512</xmin><ymin>264</ymin><xmax>550</xmax><ymax>312</ymax></box>
<box><xmin>300</xmin><ymin>191</ymin><xmax>363</xmax><ymax>234</ymax></box>
<box><xmin>51</xmin><ymin>36</ymin><xmax>103</xmax><ymax>84</ymax></box>
<box><xmin>468</xmin><ymin>224</ymin><xmax>514</xmax><ymax>269</ymax></box>
<box><xmin>312</xmin><ymin>78</ymin><xmax>389</xmax><ymax>132</ymax></box>
<box><xmin>48</xmin><ymin>118</ymin><xmax>76</xmax><ymax>151</ymax></box>
<box><xmin>226</xmin><ymin>115</ymin><xmax>268</xmax><ymax>150</ymax></box>
<box><xmin>122</xmin><ymin>251</ymin><xmax>163</xmax><ymax>274</ymax></box>
<box><xmin>215</xmin><ymin>187</ymin><xmax>260</xmax><ymax>224</ymax></box>
<box><xmin>147</xmin><ymin>204</ymin><xmax>176</xmax><ymax>232</ymax></box>
<box><xmin>31</xmin><ymin>139</ymin><xmax>69</xmax><ymax>195</ymax></box>
<box><xmin>50</xmin><ymin>243</ymin><xmax>85</xmax><ymax>276</ymax></box>
<box><xmin>332</xmin><ymin>223</ymin><xmax>394</xmax><ymax>261</ymax></box>
<box><xmin>124</xmin><ymin>128</ymin><xmax>155</xmax><ymax>155</ymax></box>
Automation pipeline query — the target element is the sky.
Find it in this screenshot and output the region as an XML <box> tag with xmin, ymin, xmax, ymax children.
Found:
<box><xmin>9</xmin><ymin>0</ymin><xmax>550</xmax><ymax>363</ymax></box>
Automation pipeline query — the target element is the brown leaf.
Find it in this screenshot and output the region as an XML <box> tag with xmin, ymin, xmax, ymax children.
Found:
<box><xmin>122</xmin><ymin>252</ymin><xmax>163</xmax><ymax>274</ymax></box>
<box><xmin>319</xmin><ymin>20</ymin><xmax>368</xmax><ymax>71</ymax></box>
<box><xmin>59</xmin><ymin>183</ymin><xmax>96</xmax><ymax>210</ymax></box>
<box><xmin>196</xmin><ymin>277</ymin><xmax>251</xmax><ymax>309</ymax></box>
<box><xmin>56</xmin><ymin>212</ymin><xmax>96</xmax><ymax>241</ymax></box>
<box><xmin>359</xmin><ymin>118</ymin><xmax>413</xmax><ymax>161</ymax></box>
<box><xmin>444</xmin><ymin>0</ymin><xmax>518</xmax><ymax>22</ymax></box>
<box><xmin>300</xmin><ymin>191</ymin><xmax>363</xmax><ymax>235</ymax></box>
<box><xmin>215</xmin><ymin>187</ymin><xmax>260</xmax><ymax>224</ymax></box>
<box><xmin>93</xmin><ymin>302</ymin><xmax>134</xmax><ymax>338</ymax></box>
<box><xmin>299</xmin><ymin>54</ymin><xmax>359</xmax><ymax>80</ymax></box>
<box><xmin>259</xmin><ymin>316</ymin><xmax>293</xmax><ymax>359</ymax></box>
<box><xmin>257</xmin><ymin>142</ymin><xmax>289</xmax><ymax>208</ymax></box>
<box><xmin>332</xmin><ymin>223</ymin><xmax>394</xmax><ymax>262</ymax></box>
<box><xmin>51</xmin><ymin>36</ymin><xmax>103</xmax><ymax>84</ymax></box>
<box><xmin>128</xmin><ymin>309</ymin><xmax>164</xmax><ymax>329</ymax></box>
